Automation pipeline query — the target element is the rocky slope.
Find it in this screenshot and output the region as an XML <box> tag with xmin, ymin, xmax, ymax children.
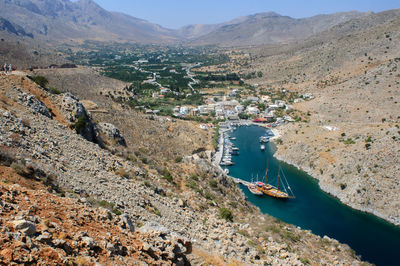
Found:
<box><xmin>0</xmin><ymin>72</ymin><xmax>365</xmax><ymax>264</ymax></box>
<box><xmin>0</xmin><ymin>165</ymin><xmax>190</xmax><ymax>265</ymax></box>
<box><xmin>240</xmin><ymin>9</ymin><xmax>400</xmax><ymax>225</ymax></box>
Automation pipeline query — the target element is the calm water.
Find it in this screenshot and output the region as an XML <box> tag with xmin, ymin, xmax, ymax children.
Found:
<box><xmin>225</xmin><ymin>125</ymin><xmax>400</xmax><ymax>266</ymax></box>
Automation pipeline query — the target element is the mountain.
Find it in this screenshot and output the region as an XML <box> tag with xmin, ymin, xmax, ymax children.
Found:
<box><xmin>0</xmin><ymin>0</ymin><xmax>177</xmax><ymax>43</ymax></box>
<box><xmin>0</xmin><ymin>0</ymin><xmax>372</xmax><ymax>46</ymax></box>
<box><xmin>190</xmin><ymin>11</ymin><xmax>368</xmax><ymax>47</ymax></box>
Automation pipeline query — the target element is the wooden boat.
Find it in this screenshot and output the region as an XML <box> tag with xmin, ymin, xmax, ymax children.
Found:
<box><xmin>257</xmin><ymin>163</ymin><xmax>295</xmax><ymax>199</ymax></box>
<box><xmin>248</xmin><ymin>183</ymin><xmax>263</xmax><ymax>195</ymax></box>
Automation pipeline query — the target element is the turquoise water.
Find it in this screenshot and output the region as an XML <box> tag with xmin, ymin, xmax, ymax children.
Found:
<box><xmin>225</xmin><ymin>125</ymin><xmax>400</xmax><ymax>266</ymax></box>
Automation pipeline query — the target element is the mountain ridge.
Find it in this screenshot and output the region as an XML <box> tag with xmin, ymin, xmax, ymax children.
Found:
<box><xmin>0</xmin><ymin>0</ymin><xmax>375</xmax><ymax>46</ymax></box>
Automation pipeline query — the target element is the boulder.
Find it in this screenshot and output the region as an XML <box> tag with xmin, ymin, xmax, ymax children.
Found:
<box><xmin>120</xmin><ymin>214</ymin><xmax>134</xmax><ymax>232</ymax></box>
<box><xmin>59</xmin><ymin>93</ymin><xmax>96</xmax><ymax>142</ymax></box>
<box><xmin>13</xmin><ymin>220</ymin><xmax>36</xmax><ymax>236</ymax></box>
<box><xmin>95</xmin><ymin>123</ymin><xmax>126</xmax><ymax>147</ymax></box>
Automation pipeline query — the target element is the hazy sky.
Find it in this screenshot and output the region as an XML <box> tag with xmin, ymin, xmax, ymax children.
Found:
<box><xmin>90</xmin><ymin>0</ymin><xmax>399</xmax><ymax>29</ymax></box>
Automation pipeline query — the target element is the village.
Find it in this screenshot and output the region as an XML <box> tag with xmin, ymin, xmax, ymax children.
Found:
<box><xmin>160</xmin><ymin>88</ymin><xmax>315</xmax><ymax>129</ymax></box>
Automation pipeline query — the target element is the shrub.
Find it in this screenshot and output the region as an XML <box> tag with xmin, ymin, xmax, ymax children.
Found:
<box><xmin>174</xmin><ymin>156</ymin><xmax>183</xmax><ymax>163</ymax></box>
<box><xmin>49</xmin><ymin>87</ymin><xmax>61</xmax><ymax>95</ymax></box>
<box><xmin>187</xmin><ymin>180</ymin><xmax>197</xmax><ymax>190</ymax></box>
<box><xmin>209</xmin><ymin>179</ymin><xmax>218</xmax><ymax>188</ymax></box>
<box><xmin>282</xmin><ymin>231</ymin><xmax>301</xmax><ymax>242</ymax></box>
<box><xmin>31</xmin><ymin>75</ymin><xmax>49</xmax><ymax>88</ymax></box>
<box><xmin>163</xmin><ymin>169</ymin><xmax>173</xmax><ymax>183</ymax></box>
<box><xmin>112</xmin><ymin>209</ymin><xmax>122</xmax><ymax>216</ymax></box>
<box><xmin>205</xmin><ymin>191</ymin><xmax>214</xmax><ymax>200</ymax></box>
<box><xmin>343</xmin><ymin>138</ymin><xmax>355</xmax><ymax>145</ymax></box>
<box><xmin>340</xmin><ymin>183</ymin><xmax>347</xmax><ymax>190</ymax></box>
<box><xmin>11</xmin><ymin>162</ymin><xmax>33</xmax><ymax>177</ymax></box>
<box><xmin>98</xmin><ymin>200</ymin><xmax>114</xmax><ymax>209</ymax></box>
<box><xmin>73</xmin><ymin>116</ymin><xmax>87</xmax><ymax>134</ymax></box>
<box><xmin>219</xmin><ymin>207</ymin><xmax>233</xmax><ymax>222</ymax></box>
<box><xmin>189</xmin><ymin>174</ymin><xmax>199</xmax><ymax>181</ymax></box>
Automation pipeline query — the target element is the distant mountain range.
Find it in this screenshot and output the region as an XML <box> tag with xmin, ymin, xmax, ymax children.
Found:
<box><xmin>188</xmin><ymin>11</ymin><xmax>369</xmax><ymax>47</ymax></box>
<box><xmin>0</xmin><ymin>0</ymin><xmax>388</xmax><ymax>47</ymax></box>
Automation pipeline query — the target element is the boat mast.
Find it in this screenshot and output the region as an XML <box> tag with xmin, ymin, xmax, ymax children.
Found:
<box><xmin>265</xmin><ymin>160</ymin><xmax>269</xmax><ymax>184</ymax></box>
<box><xmin>277</xmin><ymin>166</ymin><xmax>281</xmax><ymax>190</ymax></box>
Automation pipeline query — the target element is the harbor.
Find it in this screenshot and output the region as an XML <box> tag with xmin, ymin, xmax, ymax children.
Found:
<box><xmin>219</xmin><ymin>124</ymin><xmax>400</xmax><ymax>266</ymax></box>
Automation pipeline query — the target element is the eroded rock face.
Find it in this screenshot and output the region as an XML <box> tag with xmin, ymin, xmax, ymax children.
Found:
<box><xmin>58</xmin><ymin>92</ymin><xmax>97</xmax><ymax>142</ymax></box>
<box><xmin>59</xmin><ymin>93</ymin><xmax>87</xmax><ymax>122</ymax></box>
<box><xmin>18</xmin><ymin>92</ymin><xmax>52</xmax><ymax>118</ymax></box>
<box><xmin>95</xmin><ymin>122</ymin><xmax>126</xmax><ymax>147</ymax></box>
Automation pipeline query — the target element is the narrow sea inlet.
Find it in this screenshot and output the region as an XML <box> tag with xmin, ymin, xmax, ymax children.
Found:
<box><xmin>224</xmin><ymin>125</ymin><xmax>400</xmax><ymax>266</ymax></box>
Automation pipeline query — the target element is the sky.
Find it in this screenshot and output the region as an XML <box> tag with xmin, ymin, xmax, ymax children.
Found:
<box><xmin>88</xmin><ymin>0</ymin><xmax>399</xmax><ymax>29</ymax></box>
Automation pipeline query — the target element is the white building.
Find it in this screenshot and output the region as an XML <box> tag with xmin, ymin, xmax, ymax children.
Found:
<box><xmin>246</xmin><ymin>106</ymin><xmax>259</xmax><ymax>115</ymax></box>
<box><xmin>247</xmin><ymin>96</ymin><xmax>260</xmax><ymax>103</ymax></box>
<box><xmin>275</xmin><ymin>100</ymin><xmax>286</xmax><ymax>108</ymax></box>
<box><xmin>235</xmin><ymin>105</ymin><xmax>244</xmax><ymax>113</ymax></box>
<box><xmin>180</xmin><ymin>106</ymin><xmax>189</xmax><ymax>116</ymax></box>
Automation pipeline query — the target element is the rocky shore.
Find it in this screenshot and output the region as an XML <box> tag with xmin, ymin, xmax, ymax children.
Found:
<box><xmin>273</xmin><ymin>122</ymin><xmax>400</xmax><ymax>226</ymax></box>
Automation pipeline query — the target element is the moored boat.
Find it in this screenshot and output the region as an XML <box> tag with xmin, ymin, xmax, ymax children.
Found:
<box><xmin>248</xmin><ymin>183</ymin><xmax>263</xmax><ymax>195</ymax></box>
<box><xmin>257</xmin><ymin>164</ymin><xmax>295</xmax><ymax>199</ymax></box>
<box><xmin>260</xmin><ymin>144</ymin><xmax>265</xmax><ymax>151</ymax></box>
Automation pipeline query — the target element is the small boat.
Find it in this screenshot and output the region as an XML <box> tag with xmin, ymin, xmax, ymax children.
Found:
<box><xmin>259</xmin><ymin>136</ymin><xmax>270</xmax><ymax>143</ymax></box>
<box><xmin>267</xmin><ymin>130</ymin><xmax>275</xmax><ymax>136</ymax></box>
<box><xmin>248</xmin><ymin>183</ymin><xmax>263</xmax><ymax>195</ymax></box>
<box><xmin>224</xmin><ymin>169</ymin><xmax>229</xmax><ymax>175</ymax></box>
<box><xmin>232</xmin><ymin>147</ymin><xmax>239</xmax><ymax>151</ymax></box>
<box><xmin>231</xmin><ymin>150</ymin><xmax>240</xmax><ymax>155</ymax></box>
<box><xmin>260</xmin><ymin>145</ymin><xmax>265</xmax><ymax>151</ymax></box>
<box><xmin>230</xmin><ymin>137</ymin><xmax>236</xmax><ymax>140</ymax></box>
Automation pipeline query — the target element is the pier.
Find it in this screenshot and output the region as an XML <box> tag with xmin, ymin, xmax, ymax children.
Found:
<box><xmin>229</xmin><ymin>176</ymin><xmax>251</xmax><ymax>186</ymax></box>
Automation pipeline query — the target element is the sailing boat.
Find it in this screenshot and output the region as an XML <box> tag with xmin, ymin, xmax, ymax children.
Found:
<box><xmin>247</xmin><ymin>176</ymin><xmax>263</xmax><ymax>195</ymax></box>
<box><xmin>256</xmin><ymin>162</ymin><xmax>295</xmax><ymax>199</ymax></box>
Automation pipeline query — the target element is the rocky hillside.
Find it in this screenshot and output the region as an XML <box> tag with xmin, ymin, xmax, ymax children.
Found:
<box><xmin>0</xmin><ymin>71</ymin><xmax>365</xmax><ymax>264</ymax></box>
<box><xmin>239</xmin><ymin>9</ymin><xmax>400</xmax><ymax>225</ymax></box>
<box><xmin>190</xmin><ymin>11</ymin><xmax>367</xmax><ymax>47</ymax></box>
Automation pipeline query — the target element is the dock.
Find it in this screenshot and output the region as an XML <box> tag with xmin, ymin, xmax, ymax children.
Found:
<box><xmin>229</xmin><ymin>176</ymin><xmax>251</xmax><ymax>186</ymax></box>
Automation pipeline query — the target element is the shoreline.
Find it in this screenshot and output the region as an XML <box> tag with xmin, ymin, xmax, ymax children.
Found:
<box><xmin>218</xmin><ymin>121</ymin><xmax>399</xmax><ymax>227</ymax></box>
<box><xmin>268</xmin><ymin>124</ymin><xmax>400</xmax><ymax>227</ymax></box>
<box><xmin>273</xmin><ymin>152</ymin><xmax>400</xmax><ymax>227</ymax></box>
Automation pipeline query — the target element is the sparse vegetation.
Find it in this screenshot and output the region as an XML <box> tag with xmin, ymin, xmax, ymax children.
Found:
<box><xmin>31</xmin><ymin>75</ymin><xmax>49</xmax><ymax>88</ymax></box>
<box><xmin>163</xmin><ymin>169</ymin><xmax>173</xmax><ymax>183</ymax></box>
<box><xmin>73</xmin><ymin>116</ymin><xmax>87</xmax><ymax>134</ymax></box>
<box><xmin>219</xmin><ymin>207</ymin><xmax>233</xmax><ymax>222</ymax></box>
